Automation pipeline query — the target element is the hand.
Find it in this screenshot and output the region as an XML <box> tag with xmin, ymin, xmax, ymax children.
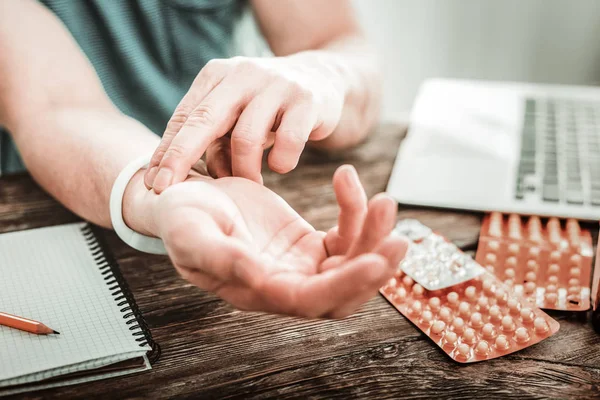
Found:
<box><xmin>144</xmin><ymin>55</ymin><xmax>346</xmax><ymax>192</ymax></box>
<box><xmin>128</xmin><ymin>165</ymin><xmax>408</xmax><ymax>318</ymax></box>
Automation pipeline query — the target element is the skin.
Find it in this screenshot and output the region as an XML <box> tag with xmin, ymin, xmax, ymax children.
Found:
<box><xmin>0</xmin><ymin>0</ymin><xmax>404</xmax><ymax>318</ymax></box>
<box><xmin>144</xmin><ymin>0</ymin><xmax>382</xmax><ymax>190</ymax></box>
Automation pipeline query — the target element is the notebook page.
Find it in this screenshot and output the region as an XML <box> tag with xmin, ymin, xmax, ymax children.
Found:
<box><xmin>0</xmin><ymin>223</ymin><xmax>150</xmax><ymax>385</ymax></box>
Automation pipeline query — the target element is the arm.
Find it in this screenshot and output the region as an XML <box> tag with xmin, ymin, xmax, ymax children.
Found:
<box><xmin>0</xmin><ymin>1</ymin><xmax>408</xmax><ymax>319</ymax></box>
<box><xmin>252</xmin><ymin>0</ymin><xmax>382</xmax><ymax>149</ymax></box>
<box><xmin>0</xmin><ymin>0</ymin><xmax>158</xmax><ymax>228</ymax></box>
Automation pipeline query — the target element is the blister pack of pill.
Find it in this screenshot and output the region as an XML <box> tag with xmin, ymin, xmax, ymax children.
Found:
<box><xmin>382</xmin><ymin>220</ymin><xmax>559</xmax><ymax>363</ymax></box>
<box><xmin>395</xmin><ymin>220</ymin><xmax>485</xmax><ymax>291</ymax></box>
<box><xmin>475</xmin><ymin>213</ymin><xmax>593</xmax><ymax>311</ymax></box>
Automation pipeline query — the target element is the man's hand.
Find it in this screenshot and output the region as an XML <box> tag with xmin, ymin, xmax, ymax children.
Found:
<box><xmin>130</xmin><ymin>165</ymin><xmax>408</xmax><ymax>318</ymax></box>
<box><xmin>144</xmin><ymin>55</ymin><xmax>347</xmax><ymax>191</ymax></box>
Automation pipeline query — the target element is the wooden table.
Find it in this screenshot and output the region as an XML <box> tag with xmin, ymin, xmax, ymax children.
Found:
<box><xmin>2</xmin><ymin>124</ymin><xmax>599</xmax><ymax>399</ymax></box>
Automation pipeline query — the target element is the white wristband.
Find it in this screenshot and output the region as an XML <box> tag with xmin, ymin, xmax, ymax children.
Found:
<box><xmin>109</xmin><ymin>154</ymin><xmax>168</xmax><ymax>255</ymax></box>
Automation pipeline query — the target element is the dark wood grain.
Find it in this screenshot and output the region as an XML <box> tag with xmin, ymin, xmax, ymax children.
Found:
<box><xmin>2</xmin><ymin>124</ymin><xmax>599</xmax><ymax>400</ymax></box>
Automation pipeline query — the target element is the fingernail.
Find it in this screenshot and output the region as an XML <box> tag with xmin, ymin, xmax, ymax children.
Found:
<box><xmin>344</xmin><ymin>166</ymin><xmax>360</xmax><ymax>188</ymax></box>
<box><xmin>153</xmin><ymin>168</ymin><xmax>173</xmax><ymax>193</ymax></box>
<box><xmin>145</xmin><ymin>166</ymin><xmax>159</xmax><ymax>187</ymax></box>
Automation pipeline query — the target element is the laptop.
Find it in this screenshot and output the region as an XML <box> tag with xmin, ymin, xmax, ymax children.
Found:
<box><xmin>386</xmin><ymin>78</ymin><xmax>600</xmax><ymax>220</ymax></box>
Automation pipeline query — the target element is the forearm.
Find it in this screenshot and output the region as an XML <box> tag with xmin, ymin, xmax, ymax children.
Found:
<box><xmin>0</xmin><ymin>0</ymin><xmax>160</xmax><ymax>229</ymax></box>
<box><xmin>10</xmin><ymin>107</ymin><xmax>160</xmax><ymax>228</ymax></box>
<box><xmin>292</xmin><ymin>35</ymin><xmax>382</xmax><ymax>150</ymax></box>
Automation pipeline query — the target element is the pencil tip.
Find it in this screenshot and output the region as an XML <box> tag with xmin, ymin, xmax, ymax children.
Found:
<box><xmin>53</xmin><ymin>330</ymin><xmax>60</xmax><ymax>335</ymax></box>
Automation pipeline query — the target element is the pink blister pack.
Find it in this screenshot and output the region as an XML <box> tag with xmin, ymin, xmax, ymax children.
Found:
<box><xmin>476</xmin><ymin>213</ymin><xmax>594</xmax><ymax>311</ymax></box>
<box><xmin>381</xmin><ymin>220</ymin><xmax>560</xmax><ymax>363</ymax></box>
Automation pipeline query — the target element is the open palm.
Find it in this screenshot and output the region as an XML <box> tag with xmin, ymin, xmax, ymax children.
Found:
<box><xmin>154</xmin><ymin>165</ymin><xmax>408</xmax><ymax>318</ymax></box>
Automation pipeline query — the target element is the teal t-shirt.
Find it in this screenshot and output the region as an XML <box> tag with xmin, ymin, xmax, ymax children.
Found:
<box><xmin>0</xmin><ymin>0</ymin><xmax>245</xmax><ymax>174</ymax></box>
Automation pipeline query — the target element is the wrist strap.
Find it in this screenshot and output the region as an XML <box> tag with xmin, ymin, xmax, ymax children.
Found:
<box><xmin>109</xmin><ymin>154</ymin><xmax>168</xmax><ymax>255</ymax></box>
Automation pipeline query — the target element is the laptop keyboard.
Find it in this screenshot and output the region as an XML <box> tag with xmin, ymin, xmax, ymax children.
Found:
<box><xmin>515</xmin><ymin>97</ymin><xmax>600</xmax><ymax>206</ymax></box>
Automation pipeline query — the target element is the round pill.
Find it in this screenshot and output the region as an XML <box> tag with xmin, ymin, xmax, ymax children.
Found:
<box><xmin>534</xmin><ymin>317</ymin><xmax>549</xmax><ymax>334</ymax></box>
<box><xmin>570</xmin><ymin>254</ymin><xmax>581</xmax><ymax>266</ymax></box>
<box><xmin>465</xmin><ymin>286</ymin><xmax>477</xmax><ymax>300</ymax></box>
<box><xmin>524</xmin><ymin>281</ymin><xmax>537</xmax><ymax>294</ymax></box>
<box><xmin>444</xmin><ymin>331</ymin><xmax>458</xmax><ymax>347</ymax></box>
<box><xmin>568</xmin><ymin>278</ymin><xmax>580</xmax><ymax>287</ymax></box>
<box><xmin>485</xmin><ymin>253</ymin><xmax>497</xmax><ymax>264</ymax></box>
<box><xmin>420</xmin><ymin>310</ymin><xmax>433</xmax><ymax>326</ymax></box>
<box><xmin>482</xmin><ymin>323</ymin><xmax>495</xmax><ymax>339</ymax></box>
<box><xmin>387</xmin><ymin>277</ymin><xmax>398</xmax><ymax>288</ymax></box>
<box><xmin>447</xmin><ymin>292</ymin><xmax>459</xmax><ymax>306</ymax></box>
<box><xmin>394</xmin><ymin>287</ymin><xmax>407</xmax><ymax>302</ymax></box>
<box><xmin>545</xmin><ymin>292</ymin><xmax>558</xmax><ymax>305</ymax></box>
<box><xmin>470</xmin><ymin>312</ymin><xmax>483</xmax><ymax>328</ymax></box>
<box><xmin>475</xmin><ymin>340</ymin><xmax>490</xmax><ymax>356</ymax></box>
<box><xmin>528</xmin><ymin>247</ymin><xmax>540</xmax><ymax>258</ymax></box>
<box><xmin>515</xmin><ymin>327</ymin><xmax>530</xmax><ymax>343</ymax></box>
<box><xmin>462</xmin><ymin>328</ymin><xmax>476</xmax><ymax>343</ymax></box>
<box><xmin>412</xmin><ymin>284</ymin><xmax>424</xmax><ymax>297</ymax></box>
<box><xmin>570</xmin><ymin>267</ymin><xmax>581</xmax><ymax>278</ymax></box>
<box><xmin>410</xmin><ymin>301</ymin><xmax>422</xmax><ymax>316</ymax></box>
<box><xmin>489</xmin><ymin>305</ymin><xmax>502</xmax><ymax>321</ymax></box>
<box><xmin>458</xmin><ymin>301</ymin><xmax>471</xmax><ymax>317</ymax></box>
<box><xmin>486</xmin><ymin>265</ymin><xmax>495</xmax><ymax>273</ymax></box>
<box><xmin>495</xmin><ymin>288</ymin><xmax>508</xmax><ymax>304</ymax></box>
<box><xmin>482</xmin><ymin>279</ymin><xmax>494</xmax><ymax>294</ymax></box>
<box><xmin>548</xmin><ymin>264</ymin><xmax>560</xmax><ymax>275</ymax></box>
<box><xmin>526</xmin><ymin>259</ymin><xmax>538</xmax><ymax>271</ymax></box>
<box><xmin>547</xmin><ymin>275</ymin><xmax>559</xmax><ymax>285</ymax></box>
<box><xmin>495</xmin><ymin>335</ymin><xmax>510</xmax><ymax>350</ymax></box>
<box><xmin>546</xmin><ymin>284</ymin><xmax>558</xmax><ymax>293</ymax></box>
<box><xmin>428</xmin><ymin>297</ymin><xmax>441</xmax><ymax>311</ymax></box>
<box><xmin>520</xmin><ymin>307</ymin><xmax>534</xmax><ymax>323</ymax></box>
<box><xmin>507</xmin><ymin>298</ymin><xmax>521</xmax><ymax>314</ymax></box>
<box><xmin>501</xmin><ymin>315</ymin><xmax>515</xmax><ymax>332</ymax></box>
<box><xmin>505</xmin><ymin>257</ymin><xmax>517</xmax><ymax>268</ymax></box>
<box><xmin>568</xmin><ymin>286</ymin><xmax>580</xmax><ymax>295</ymax></box>
<box><xmin>430</xmin><ymin>320</ymin><xmax>446</xmax><ymax>335</ymax></box>
<box><xmin>508</xmin><ymin>243</ymin><xmax>520</xmax><ymax>254</ymax></box>
<box><xmin>438</xmin><ymin>307</ymin><xmax>452</xmax><ymax>322</ymax></box>
<box><xmin>456</xmin><ymin>343</ymin><xmax>471</xmax><ymax>358</ymax></box>
<box><xmin>402</xmin><ymin>275</ymin><xmax>414</xmax><ymax>287</ymax></box>
<box><xmin>550</xmin><ymin>250</ymin><xmax>561</xmax><ymax>261</ymax></box>
<box><xmin>488</xmin><ymin>240</ymin><xmax>500</xmax><ymax>251</ymax></box>
<box><xmin>452</xmin><ymin>317</ymin><xmax>465</xmax><ymax>333</ymax></box>
<box><xmin>505</xmin><ymin>268</ymin><xmax>516</xmax><ymax>279</ymax></box>
<box><xmin>477</xmin><ymin>296</ymin><xmax>489</xmax><ymax>310</ymax></box>
<box><xmin>525</xmin><ymin>271</ymin><xmax>537</xmax><ymax>282</ymax></box>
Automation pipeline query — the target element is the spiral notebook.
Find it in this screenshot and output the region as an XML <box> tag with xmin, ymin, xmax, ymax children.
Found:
<box><xmin>0</xmin><ymin>223</ymin><xmax>160</xmax><ymax>396</ymax></box>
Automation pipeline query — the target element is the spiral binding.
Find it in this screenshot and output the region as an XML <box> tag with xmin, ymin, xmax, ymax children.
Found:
<box><xmin>80</xmin><ymin>224</ymin><xmax>161</xmax><ymax>364</ymax></box>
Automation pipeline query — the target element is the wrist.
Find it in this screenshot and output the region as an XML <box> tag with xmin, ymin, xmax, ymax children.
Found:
<box><xmin>122</xmin><ymin>169</ymin><xmax>159</xmax><ymax>238</ymax></box>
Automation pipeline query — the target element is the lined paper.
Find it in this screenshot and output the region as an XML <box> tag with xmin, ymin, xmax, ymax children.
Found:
<box><xmin>0</xmin><ymin>223</ymin><xmax>150</xmax><ymax>388</ymax></box>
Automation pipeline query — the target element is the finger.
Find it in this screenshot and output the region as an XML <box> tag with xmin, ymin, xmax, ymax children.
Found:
<box><xmin>327</xmin><ymin>236</ymin><xmax>409</xmax><ymax>319</ymax></box>
<box><xmin>145</xmin><ymin>60</ymin><xmax>229</xmax><ymax>188</ymax></box>
<box><xmin>374</xmin><ymin>234</ymin><xmax>410</xmax><ymax>270</ymax></box>
<box><xmin>231</xmin><ymin>90</ymin><xmax>284</xmax><ymax>183</ymax></box>
<box><xmin>206</xmin><ymin>137</ymin><xmax>233</xmax><ymax>178</ymax></box>
<box><xmin>318</xmin><ymin>254</ymin><xmax>345</xmax><ymax>272</ymax></box>
<box><xmin>267</xmin><ymin>102</ymin><xmax>317</xmax><ymax>174</ymax></box>
<box><xmin>260</xmin><ymin>253</ymin><xmax>389</xmax><ymax>318</ymax></box>
<box><xmin>153</xmin><ymin>80</ymin><xmax>252</xmax><ymax>193</ymax></box>
<box><xmin>324</xmin><ymin>165</ymin><xmax>368</xmax><ymax>255</ymax></box>
<box><xmin>346</xmin><ymin>193</ymin><xmax>397</xmax><ymax>258</ymax></box>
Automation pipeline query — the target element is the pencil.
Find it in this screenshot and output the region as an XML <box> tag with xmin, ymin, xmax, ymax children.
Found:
<box><xmin>0</xmin><ymin>312</ymin><xmax>60</xmax><ymax>335</ymax></box>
